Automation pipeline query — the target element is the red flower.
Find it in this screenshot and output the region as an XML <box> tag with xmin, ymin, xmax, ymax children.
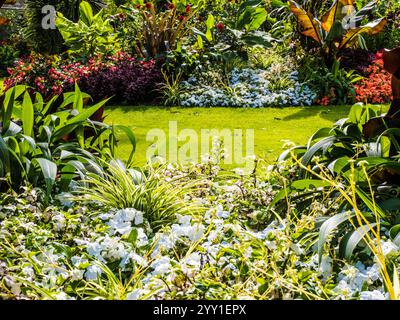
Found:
<box><xmin>216</xmin><ymin>22</ymin><xmax>225</xmax><ymax>31</ymax></box>
<box><xmin>317</xmin><ymin>96</ymin><xmax>330</xmax><ymax>106</ymax></box>
<box><xmin>145</xmin><ymin>2</ymin><xmax>152</xmax><ymax>9</ymax></box>
<box><xmin>186</xmin><ymin>4</ymin><xmax>191</xmax><ymax>13</ymax></box>
<box><xmin>375</xmin><ymin>51</ymin><xmax>383</xmax><ymax>60</ymax></box>
<box><xmin>354</xmin><ymin>52</ymin><xmax>392</xmax><ymax>104</ymax></box>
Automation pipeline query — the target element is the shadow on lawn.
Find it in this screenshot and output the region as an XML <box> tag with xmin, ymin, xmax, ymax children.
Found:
<box><xmin>106</xmin><ymin>105</ymin><xmax>168</xmax><ymax>113</ymax></box>
<box><xmin>281</xmin><ymin>105</ymin><xmax>351</xmax><ymax>122</ymax></box>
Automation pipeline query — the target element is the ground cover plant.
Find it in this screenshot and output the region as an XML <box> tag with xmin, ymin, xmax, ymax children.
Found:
<box><xmin>1</xmin><ymin>0</ymin><xmax>400</xmax><ymax>302</ymax></box>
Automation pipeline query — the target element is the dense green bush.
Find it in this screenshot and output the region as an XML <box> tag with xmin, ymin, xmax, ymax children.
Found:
<box><xmin>23</xmin><ymin>0</ymin><xmax>105</xmax><ymax>54</ymax></box>
<box><xmin>0</xmin><ymin>43</ymin><xmax>19</xmax><ymax>77</ymax></box>
<box><xmin>0</xmin><ymin>84</ymin><xmax>136</xmax><ymax>194</ymax></box>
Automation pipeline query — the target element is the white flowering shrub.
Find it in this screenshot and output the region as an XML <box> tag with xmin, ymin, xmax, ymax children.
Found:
<box><xmin>179</xmin><ymin>68</ymin><xmax>317</xmax><ymax>108</ymax></box>
<box><xmin>0</xmin><ymin>159</ymin><xmax>398</xmax><ymax>300</ymax></box>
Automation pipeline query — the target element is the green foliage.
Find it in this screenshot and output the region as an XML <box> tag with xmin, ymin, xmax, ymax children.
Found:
<box><xmin>305</xmin><ymin>59</ymin><xmax>363</xmax><ymax>104</ymax></box>
<box><xmin>23</xmin><ymin>0</ymin><xmax>105</xmax><ymax>54</ymax></box>
<box><xmin>0</xmin><ymin>44</ymin><xmax>19</xmax><ymax>77</ymax></box>
<box><xmin>364</xmin><ymin>0</ymin><xmax>400</xmax><ymax>50</ymax></box>
<box><xmin>194</xmin><ymin>0</ymin><xmax>276</xmax><ymax>55</ymax></box>
<box><xmin>76</xmin><ymin>162</ymin><xmax>200</xmax><ymax>230</ymax></box>
<box><xmin>289</xmin><ymin>0</ymin><xmax>387</xmax><ymax>66</ymax></box>
<box><xmin>131</xmin><ymin>0</ymin><xmax>203</xmax><ymax>58</ymax></box>
<box><xmin>56</xmin><ymin>1</ymin><xmax>119</xmax><ymax>59</ymax></box>
<box><xmin>159</xmin><ymin>70</ymin><xmax>185</xmax><ymax>106</ymax></box>
<box><xmin>0</xmin><ymin>84</ymin><xmax>136</xmax><ymax>195</ymax></box>
<box><xmin>275</xmin><ymin>103</ymin><xmax>400</xmax><ymax>261</ymax></box>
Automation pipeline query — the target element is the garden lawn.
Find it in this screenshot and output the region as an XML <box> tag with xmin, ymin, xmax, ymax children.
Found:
<box><xmin>105</xmin><ymin>105</ymin><xmax>365</xmax><ymax>167</ymax></box>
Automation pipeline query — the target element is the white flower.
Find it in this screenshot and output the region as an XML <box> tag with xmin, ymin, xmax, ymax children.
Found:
<box><xmin>216</xmin><ymin>205</ymin><xmax>231</xmax><ymax>219</ymax></box>
<box><xmin>360</xmin><ymin>290</ymin><xmax>386</xmax><ymax>300</ymax></box>
<box><xmin>108</xmin><ymin>218</ymin><xmax>132</xmax><ymax>236</ymax></box>
<box><xmin>71</xmin><ymin>255</ymin><xmax>89</xmax><ymax>267</ymax></box>
<box><xmin>365</xmin><ymin>264</ymin><xmax>381</xmax><ymax>282</ymax></box>
<box><xmin>22</xmin><ymin>266</ymin><xmax>35</xmax><ymax>280</ymax></box>
<box><xmin>54</xmin><ymin>292</ymin><xmax>74</xmax><ymax>300</ymax></box>
<box><xmin>151</xmin><ymin>256</ymin><xmax>171</xmax><ymax>276</ymax></box>
<box><xmin>136</xmin><ymin>228</ymin><xmax>148</xmax><ymax>247</ymax></box>
<box><xmin>71</xmin><ymin>269</ymin><xmax>85</xmax><ymax>281</ymax></box>
<box><xmin>107</xmin><ymin>208</ymin><xmax>145</xmax><ymax>235</ymax></box>
<box><xmin>5</xmin><ymin>276</ymin><xmax>21</xmax><ymax>295</ymax></box>
<box><xmin>334</xmin><ymin>280</ymin><xmax>356</xmax><ymax>299</ymax></box>
<box><xmin>53</xmin><ymin>214</ymin><xmax>66</xmax><ymax>231</ymax></box>
<box><xmin>177</xmin><ymin>215</ymin><xmax>191</xmax><ymax>226</ymax></box>
<box><xmin>87</xmin><ymin>242</ymin><xmax>105</xmax><ymax>262</ymax></box>
<box><xmin>151</xmin><ymin>234</ymin><xmax>175</xmax><ymax>258</ymax></box>
<box><xmin>319</xmin><ymin>255</ymin><xmax>333</xmax><ymax>279</ymax></box>
<box><xmin>126</xmin><ymin>289</ymin><xmax>142</xmax><ymax>300</ymax></box>
<box><xmin>99</xmin><ymin>212</ymin><xmax>113</xmax><ymax>220</ymax></box>
<box><xmin>85</xmin><ymin>265</ymin><xmax>103</xmax><ymax>281</ymax></box>
<box><xmin>171</xmin><ymin>222</ymin><xmax>204</xmax><ymax>242</ymax></box>
<box><xmin>56</xmin><ymin>193</ymin><xmax>73</xmax><ymax>208</ymax></box>
<box><xmin>183</xmin><ymin>252</ymin><xmax>202</xmax><ymax>269</ymax></box>
<box><xmin>132</xmin><ymin>253</ymin><xmax>147</xmax><ymax>267</ymax></box>
<box><xmin>134</xmin><ymin>212</ymin><xmax>144</xmax><ymax>225</ymax></box>
<box><xmin>381</xmin><ymin>240</ymin><xmax>399</xmax><ymax>256</ymax></box>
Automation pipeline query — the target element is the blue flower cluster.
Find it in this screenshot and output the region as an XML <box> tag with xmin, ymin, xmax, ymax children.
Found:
<box><xmin>180</xmin><ymin>68</ymin><xmax>317</xmax><ymax>107</ymax></box>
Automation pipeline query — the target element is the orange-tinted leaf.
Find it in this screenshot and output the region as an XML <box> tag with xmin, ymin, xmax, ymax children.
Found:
<box><xmin>339</xmin><ymin>18</ymin><xmax>387</xmax><ymax>49</ymax></box>
<box><xmin>0</xmin><ymin>16</ymin><xmax>10</xmax><ymax>25</ymax></box>
<box><xmin>321</xmin><ymin>0</ymin><xmax>355</xmax><ymax>32</ymax></box>
<box><xmin>289</xmin><ymin>0</ymin><xmax>322</xmax><ymax>43</ymax></box>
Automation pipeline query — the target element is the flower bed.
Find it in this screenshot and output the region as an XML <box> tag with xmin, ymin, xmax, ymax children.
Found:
<box><xmin>4</xmin><ymin>52</ymin><xmax>163</xmax><ymax>103</ymax></box>
<box><xmin>180</xmin><ymin>68</ymin><xmax>317</xmax><ymax>108</ymax></box>
<box><xmin>0</xmin><ymin>160</ymin><xmax>395</xmax><ymax>300</ymax></box>
<box><xmin>354</xmin><ymin>52</ymin><xmax>392</xmax><ymax>104</ymax></box>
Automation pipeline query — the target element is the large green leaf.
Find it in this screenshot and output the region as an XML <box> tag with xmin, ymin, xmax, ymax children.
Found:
<box><xmin>291</xmin><ymin>179</ymin><xmax>331</xmax><ymax>190</ymax></box>
<box><xmin>205</xmin><ymin>14</ymin><xmax>215</xmax><ymax>42</ymax></box>
<box><xmin>0</xmin><ymin>135</ymin><xmax>10</xmax><ymax>177</ymax></box>
<box><xmin>34</xmin><ymin>158</ymin><xmax>57</xmax><ymax>194</ymax></box>
<box><xmin>240</xmin><ymin>30</ymin><xmax>275</xmax><ymax>47</ymax></box>
<box><xmin>2</xmin><ymin>86</ymin><xmax>16</xmax><ymax>133</ymax></box>
<box><xmin>22</xmin><ymin>90</ymin><xmax>34</xmax><ymax>137</ymax></box>
<box><xmin>340</xmin><ymin>223</ymin><xmax>377</xmax><ymax>260</ymax></box>
<box><xmin>318</xmin><ymin>211</ymin><xmax>355</xmax><ymax>263</ymax></box>
<box><xmin>354</xmin><ymin>186</ymin><xmax>386</xmax><ymax>218</ymax></box>
<box><xmin>237</xmin><ymin>6</ymin><xmax>268</xmax><ymax>31</ymax></box>
<box><xmin>79</xmin><ymin>1</ymin><xmax>94</xmax><ymax>26</ymax></box>
<box><xmin>301</xmin><ymin>136</ymin><xmax>339</xmax><ymax>167</ymax></box>
<box><xmin>113</xmin><ymin>125</ymin><xmax>136</xmax><ymax>165</ymax></box>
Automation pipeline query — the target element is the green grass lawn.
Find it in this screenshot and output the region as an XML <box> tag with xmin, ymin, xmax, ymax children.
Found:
<box><xmin>105</xmin><ymin>105</ymin><xmax>355</xmax><ymax>167</ymax></box>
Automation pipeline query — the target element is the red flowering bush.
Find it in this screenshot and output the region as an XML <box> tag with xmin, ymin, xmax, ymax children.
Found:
<box><xmin>316</xmin><ymin>96</ymin><xmax>331</xmax><ymax>106</ymax></box>
<box><xmin>354</xmin><ymin>52</ymin><xmax>392</xmax><ymax>104</ymax></box>
<box><xmin>4</xmin><ymin>52</ymin><xmax>163</xmax><ymax>104</ymax></box>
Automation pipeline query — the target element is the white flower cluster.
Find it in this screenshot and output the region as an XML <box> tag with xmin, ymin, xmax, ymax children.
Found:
<box><xmin>180</xmin><ymin>68</ymin><xmax>317</xmax><ymax>108</ymax></box>
<box><xmin>1</xmin><ymin>177</ymin><xmax>399</xmax><ymax>301</ymax></box>
<box><xmin>333</xmin><ymin>240</ymin><xmax>400</xmax><ymax>300</ymax></box>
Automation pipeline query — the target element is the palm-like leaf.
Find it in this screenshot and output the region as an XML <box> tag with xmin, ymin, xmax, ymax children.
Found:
<box><xmin>339</xmin><ymin>18</ymin><xmax>387</xmax><ymax>49</ymax></box>
<box><xmin>321</xmin><ymin>0</ymin><xmax>354</xmax><ymax>32</ymax></box>
<box><xmin>289</xmin><ymin>0</ymin><xmax>322</xmax><ymax>43</ymax></box>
